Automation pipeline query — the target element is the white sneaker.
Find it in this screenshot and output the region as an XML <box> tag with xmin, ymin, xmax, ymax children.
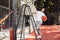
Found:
<box><xmin>37</xmin><ymin>35</ymin><xmax>41</xmax><ymax>38</ymax></box>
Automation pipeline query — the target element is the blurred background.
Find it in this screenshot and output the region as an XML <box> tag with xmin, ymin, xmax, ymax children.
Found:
<box><xmin>0</xmin><ymin>0</ymin><xmax>60</xmax><ymax>29</ymax></box>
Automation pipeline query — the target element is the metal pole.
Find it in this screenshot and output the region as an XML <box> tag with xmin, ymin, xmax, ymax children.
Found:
<box><xmin>12</xmin><ymin>0</ymin><xmax>17</xmax><ymax>40</ymax></box>
<box><xmin>27</xmin><ymin>7</ymin><xmax>31</xmax><ymax>33</ymax></box>
<box><xmin>9</xmin><ymin>0</ymin><xmax>10</xmax><ymax>28</ymax></box>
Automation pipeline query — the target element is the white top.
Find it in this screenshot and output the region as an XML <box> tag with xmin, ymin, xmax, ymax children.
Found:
<box><xmin>35</xmin><ymin>11</ymin><xmax>46</xmax><ymax>23</ymax></box>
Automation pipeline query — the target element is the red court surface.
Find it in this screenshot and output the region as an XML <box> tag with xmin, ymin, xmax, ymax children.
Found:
<box><xmin>25</xmin><ymin>25</ymin><xmax>60</xmax><ymax>40</ymax></box>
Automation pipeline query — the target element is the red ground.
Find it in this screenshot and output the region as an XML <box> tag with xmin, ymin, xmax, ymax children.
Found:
<box><xmin>25</xmin><ymin>25</ymin><xmax>60</xmax><ymax>40</ymax></box>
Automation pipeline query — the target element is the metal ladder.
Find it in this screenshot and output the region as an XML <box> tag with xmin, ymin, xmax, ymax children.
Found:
<box><xmin>19</xmin><ymin>4</ymin><xmax>40</xmax><ymax>40</ymax></box>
